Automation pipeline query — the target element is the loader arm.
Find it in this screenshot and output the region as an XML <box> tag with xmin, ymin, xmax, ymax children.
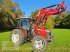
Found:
<box><xmin>33</xmin><ymin>1</ymin><xmax>66</xmax><ymax>29</ymax></box>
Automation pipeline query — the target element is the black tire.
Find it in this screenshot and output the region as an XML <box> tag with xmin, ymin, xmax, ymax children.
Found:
<box><xmin>11</xmin><ymin>29</ymin><xmax>24</xmax><ymax>46</ymax></box>
<box><xmin>32</xmin><ymin>35</ymin><xmax>47</xmax><ymax>52</ymax></box>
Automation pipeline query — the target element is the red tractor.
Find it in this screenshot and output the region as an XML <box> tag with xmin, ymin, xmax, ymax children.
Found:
<box><xmin>11</xmin><ymin>1</ymin><xmax>66</xmax><ymax>52</ymax></box>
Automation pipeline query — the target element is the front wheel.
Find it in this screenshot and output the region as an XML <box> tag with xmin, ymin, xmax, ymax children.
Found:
<box><xmin>32</xmin><ymin>35</ymin><xmax>47</xmax><ymax>52</ymax></box>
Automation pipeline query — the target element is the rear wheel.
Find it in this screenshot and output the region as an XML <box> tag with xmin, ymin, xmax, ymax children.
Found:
<box><xmin>11</xmin><ymin>29</ymin><xmax>24</xmax><ymax>46</ymax></box>
<box><xmin>32</xmin><ymin>35</ymin><xmax>47</xmax><ymax>52</ymax></box>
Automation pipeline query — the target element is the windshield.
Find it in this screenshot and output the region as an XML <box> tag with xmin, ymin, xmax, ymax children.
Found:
<box><xmin>21</xmin><ymin>19</ymin><xmax>28</xmax><ymax>27</ymax></box>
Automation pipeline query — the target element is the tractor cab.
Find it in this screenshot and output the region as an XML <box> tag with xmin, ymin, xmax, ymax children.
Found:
<box><xmin>17</xmin><ymin>18</ymin><xmax>32</xmax><ymax>30</ymax></box>
<box><xmin>17</xmin><ymin>18</ymin><xmax>33</xmax><ymax>38</ymax></box>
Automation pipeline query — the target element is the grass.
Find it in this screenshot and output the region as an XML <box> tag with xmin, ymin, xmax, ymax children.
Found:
<box><xmin>0</xmin><ymin>29</ymin><xmax>70</xmax><ymax>52</ymax></box>
<box><xmin>46</xmin><ymin>29</ymin><xmax>70</xmax><ymax>52</ymax></box>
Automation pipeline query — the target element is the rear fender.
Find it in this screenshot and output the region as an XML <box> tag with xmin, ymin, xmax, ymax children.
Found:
<box><xmin>19</xmin><ymin>27</ymin><xmax>27</xmax><ymax>38</ymax></box>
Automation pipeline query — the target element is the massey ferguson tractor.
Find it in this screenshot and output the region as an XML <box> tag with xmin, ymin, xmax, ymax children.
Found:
<box><xmin>11</xmin><ymin>1</ymin><xmax>66</xmax><ymax>52</ymax></box>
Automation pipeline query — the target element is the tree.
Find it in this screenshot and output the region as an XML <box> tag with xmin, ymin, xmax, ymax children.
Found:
<box><xmin>0</xmin><ymin>0</ymin><xmax>24</xmax><ymax>31</ymax></box>
<box><xmin>54</xmin><ymin>12</ymin><xmax>70</xmax><ymax>29</ymax></box>
<box><xmin>44</xmin><ymin>16</ymin><xmax>54</xmax><ymax>29</ymax></box>
<box><xmin>30</xmin><ymin>10</ymin><xmax>39</xmax><ymax>20</ymax></box>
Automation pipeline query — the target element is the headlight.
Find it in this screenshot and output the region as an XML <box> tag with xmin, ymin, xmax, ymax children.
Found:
<box><xmin>45</xmin><ymin>30</ymin><xmax>51</xmax><ymax>36</ymax></box>
<box><xmin>45</xmin><ymin>30</ymin><xmax>50</xmax><ymax>32</ymax></box>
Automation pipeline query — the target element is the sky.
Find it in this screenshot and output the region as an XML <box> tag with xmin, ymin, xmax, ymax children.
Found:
<box><xmin>13</xmin><ymin>0</ymin><xmax>70</xmax><ymax>17</ymax></box>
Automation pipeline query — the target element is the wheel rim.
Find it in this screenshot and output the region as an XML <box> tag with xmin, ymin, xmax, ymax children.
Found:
<box><xmin>34</xmin><ymin>39</ymin><xmax>44</xmax><ymax>49</ymax></box>
<box><xmin>11</xmin><ymin>33</ymin><xmax>19</xmax><ymax>43</ymax></box>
